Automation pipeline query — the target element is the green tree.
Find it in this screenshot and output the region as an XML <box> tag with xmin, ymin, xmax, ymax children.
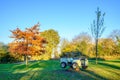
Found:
<box><xmin>72</xmin><ymin>32</ymin><xmax>92</xmax><ymax>57</ymax></box>
<box><xmin>60</xmin><ymin>33</ymin><xmax>92</xmax><ymax>58</ymax></box>
<box><xmin>90</xmin><ymin>7</ymin><xmax>106</xmax><ymax>64</ymax></box>
<box><xmin>60</xmin><ymin>38</ymin><xmax>70</xmax><ymax>53</ymax></box>
<box><xmin>0</xmin><ymin>42</ymin><xmax>8</xmax><ymax>61</ymax></box>
<box><xmin>0</xmin><ymin>43</ymin><xmax>16</xmax><ymax>63</ymax></box>
<box><xmin>60</xmin><ymin>38</ymin><xmax>73</xmax><ymax>57</ymax></box>
<box><xmin>41</xmin><ymin>29</ymin><xmax>60</xmax><ymax>60</ymax></box>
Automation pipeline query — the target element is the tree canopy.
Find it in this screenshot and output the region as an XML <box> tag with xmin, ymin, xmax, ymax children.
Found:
<box><xmin>9</xmin><ymin>23</ymin><xmax>47</xmax><ymax>65</ymax></box>
<box><xmin>40</xmin><ymin>29</ymin><xmax>60</xmax><ymax>59</ymax></box>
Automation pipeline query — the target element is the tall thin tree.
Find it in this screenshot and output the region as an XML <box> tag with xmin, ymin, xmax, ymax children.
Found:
<box><xmin>91</xmin><ymin>7</ymin><xmax>105</xmax><ymax>64</ymax></box>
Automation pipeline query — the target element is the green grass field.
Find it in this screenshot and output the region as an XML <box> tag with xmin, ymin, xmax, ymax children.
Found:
<box><xmin>0</xmin><ymin>59</ymin><xmax>120</xmax><ymax>80</ymax></box>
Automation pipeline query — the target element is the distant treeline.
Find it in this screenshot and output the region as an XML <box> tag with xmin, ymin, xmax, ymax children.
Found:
<box><xmin>0</xmin><ymin>29</ymin><xmax>120</xmax><ymax>63</ymax></box>
<box><xmin>60</xmin><ymin>30</ymin><xmax>120</xmax><ymax>60</ymax></box>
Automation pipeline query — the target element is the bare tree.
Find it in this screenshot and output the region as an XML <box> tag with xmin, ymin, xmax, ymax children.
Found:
<box><xmin>91</xmin><ymin>7</ymin><xmax>106</xmax><ymax>64</ymax></box>
<box><xmin>109</xmin><ymin>29</ymin><xmax>120</xmax><ymax>41</ymax></box>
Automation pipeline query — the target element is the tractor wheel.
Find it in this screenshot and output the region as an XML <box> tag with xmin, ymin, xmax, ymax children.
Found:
<box><xmin>72</xmin><ymin>62</ymin><xmax>79</xmax><ymax>71</ymax></box>
<box><xmin>82</xmin><ymin>66</ymin><xmax>88</xmax><ymax>69</ymax></box>
<box><xmin>61</xmin><ymin>62</ymin><xmax>66</xmax><ymax>68</ymax></box>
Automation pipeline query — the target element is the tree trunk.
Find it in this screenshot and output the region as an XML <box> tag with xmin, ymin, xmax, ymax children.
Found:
<box><xmin>25</xmin><ymin>55</ymin><xmax>28</xmax><ymax>66</ymax></box>
<box><xmin>95</xmin><ymin>39</ymin><xmax>98</xmax><ymax>64</ymax></box>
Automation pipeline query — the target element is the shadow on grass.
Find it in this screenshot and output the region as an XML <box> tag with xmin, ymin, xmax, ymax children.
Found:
<box><xmin>107</xmin><ymin>60</ymin><xmax>120</xmax><ymax>63</ymax></box>
<box><xmin>13</xmin><ymin>60</ymin><xmax>106</xmax><ymax>80</ymax></box>
<box><xmin>11</xmin><ymin>69</ymin><xmax>97</xmax><ymax>80</ymax></box>
<box><xmin>82</xmin><ymin>69</ymin><xmax>107</xmax><ymax>80</ymax></box>
<box><xmin>98</xmin><ymin>62</ymin><xmax>120</xmax><ymax>70</ymax></box>
<box><xmin>11</xmin><ymin>68</ymin><xmax>108</xmax><ymax>80</ymax></box>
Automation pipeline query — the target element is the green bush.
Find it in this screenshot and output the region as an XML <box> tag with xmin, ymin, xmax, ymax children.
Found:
<box><xmin>0</xmin><ymin>53</ymin><xmax>21</xmax><ymax>63</ymax></box>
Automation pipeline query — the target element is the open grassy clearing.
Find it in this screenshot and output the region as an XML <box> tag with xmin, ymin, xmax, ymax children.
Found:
<box><xmin>0</xmin><ymin>60</ymin><xmax>120</xmax><ymax>80</ymax></box>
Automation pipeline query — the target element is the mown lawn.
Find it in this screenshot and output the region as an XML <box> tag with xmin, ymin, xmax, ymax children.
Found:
<box><xmin>0</xmin><ymin>59</ymin><xmax>120</xmax><ymax>80</ymax></box>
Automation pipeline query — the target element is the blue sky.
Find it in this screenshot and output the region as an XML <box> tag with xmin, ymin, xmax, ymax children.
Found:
<box><xmin>0</xmin><ymin>0</ymin><xmax>120</xmax><ymax>44</ymax></box>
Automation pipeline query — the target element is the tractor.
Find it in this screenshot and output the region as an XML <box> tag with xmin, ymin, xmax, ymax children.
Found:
<box><xmin>60</xmin><ymin>57</ymin><xmax>88</xmax><ymax>70</ymax></box>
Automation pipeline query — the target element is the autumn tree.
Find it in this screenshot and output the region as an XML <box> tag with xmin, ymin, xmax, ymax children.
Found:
<box><xmin>40</xmin><ymin>29</ymin><xmax>60</xmax><ymax>60</ymax></box>
<box><xmin>90</xmin><ymin>7</ymin><xmax>106</xmax><ymax>64</ymax></box>
<box><xmin>9</xmin><ymin>23</ymin><xmax>47</xmax><ymax>65</ymax></box>
<box><xmin>115</xmin><ymin>36</ymin><xmax>120</xmax><ymax>55</ymax></box>
<box><xmin>107</xmin><ymin>30</ymin><xmax>120</xmax><ymax>57</ymax></box>
<box><xmin>98</xmin><ymin>38</ymin><xmax>115</xmax><ymax>57</ymax></box>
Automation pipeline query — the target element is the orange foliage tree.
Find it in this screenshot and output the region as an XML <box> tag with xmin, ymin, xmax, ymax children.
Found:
<box><xmin>9</xmin><ymin>23</ymin><xmax>47</xmax><ymax>65</ymax></box>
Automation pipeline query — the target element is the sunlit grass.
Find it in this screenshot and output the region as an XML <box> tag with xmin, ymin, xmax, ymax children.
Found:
<box><xmin>0</xmin><ymin>60</ymin><xmax>120</xmax><ymax>80</ymax></box>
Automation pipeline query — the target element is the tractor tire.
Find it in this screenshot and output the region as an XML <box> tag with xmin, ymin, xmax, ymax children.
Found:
<box><xmin>61</xmin><ymin>62</ymin><xmax>66</xmax><ymax>68</ymax></box>
<box><xmin>72</xmin><ymin>62</ymin><xmax>79</xmax><ymax>71</ymax></box>
<box><xmin>82</xmin><ymin>66</ymin><xmax>88</xmax><ymax>69</ymax></box>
